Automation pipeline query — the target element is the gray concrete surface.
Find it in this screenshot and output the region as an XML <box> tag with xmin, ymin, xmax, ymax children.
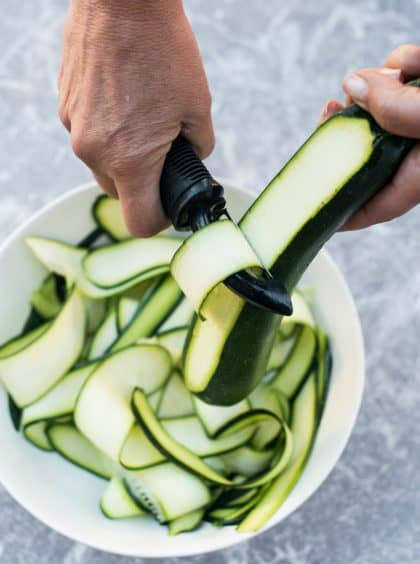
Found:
<box><xmin>1</xmin><ymin>1</ymin><xmax>420</xmax><ymax>562</ymax></box>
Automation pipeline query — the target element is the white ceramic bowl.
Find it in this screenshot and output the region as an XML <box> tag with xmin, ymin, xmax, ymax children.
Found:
<box><xmin>0</xmin><ymin>183</ymin><xmax>364</xmax><ymax>558</ymax></box>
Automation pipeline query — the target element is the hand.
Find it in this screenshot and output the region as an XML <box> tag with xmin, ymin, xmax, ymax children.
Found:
<box><xmin>318</xmin><ymin>44</ymin><xmax>420</xmax><ymax>230</ymax></box>
<box><xmin>58</xmin><ymin>0</ymin><xmax>214</xmax><ymax>236</ymax></box>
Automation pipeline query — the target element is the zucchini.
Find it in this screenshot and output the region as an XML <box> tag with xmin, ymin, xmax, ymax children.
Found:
<box><xmin>271</xmin><ymin>326</ymin><xmax>316</xmax><ymax>398</ymax></box>
<box><xmin>157</xmin><ymin>370</ymin><xmax>194</xmax><ymax>419</ymax></box>
<box><xmin>0</xmin><ymin>288</ymin><xmax>86</xmax><ymax>407</ymax></box>
<box><xmin>47</xmin><ymin>422</ymin><xmax>115</xmax><ymax>479</ymax></box>
<box><xmin>168</xmin><ymin>508</ymin><xmax>204</xmax><ymax>535</ymax></box>
<box><xmin>237</xmin><ymin>371</ymin><xmax>317</xmax><ymax>532</ymax></box>
<box><xmin>157</xmin><ymin>298</ymin><xmax>194</xmax><ymax>333</ymax></box>
<box><xmin>0</xmin><ymin>321</ymin><xmax>51</xmax><ymax>360</ymax></box>
<box><xmin>120</xmin><ymin>414</ymin><xmax>253</xmax><ymax>470</ymax></box>
<box><xmin>100</xmin><ymin>476</ymin><xmax>146</xmax><ymax>519</ymax></box>
<box><xmin>124</xmin><ymin>463</ymin><xmax>211</xmax><ymax>523</ymax></box>
<box><xmin>30</xmin><ymin>274</ymin><xmax>63</xmax><ymax>319</ymax></box>
<box><xmin>111</xmin><ymin>276</ymin><xmax>182</xmax><ymax>351</ymax></box>
<box><xmin>82</xmin><ymin>237</ymin><xmax>180</xmax><ymax>289</ymax></box>
<box><xmin>25</xmin><ymin>237</ymin><xmax>167</xmax><ymax>299</ymax></box>
<box><xmin>131</xmin><ymin>388</ymin><xmax>231</xmax><ymax>486</ymax></box>
<box><xmin>156</xmin><ymin>328</ymin><xmax>188</xmax><ymax>365</ymax></box>
<box><xmin>87</xmin><ymin>304</ymin><xmax>118</xmax><ymax>359</ymax></box>
<box><xmin>24</xmin><ymin>420</ymin><xmax>54</xmax><ymax>451</ymax></box>
<box><xmin>21</xmin><ymin>363</ymin><xmax>96</xmax><ymax>428</ymax></box>
<box><xmin>183</xmin><ymin>106</ymin><xmax>416</xmax><ymax>405</ymax></box>
<box><xmin>75</xmin><ymin>344</ymin><xmax>172</xmax><ymax>459</ymax></box>
<box><xmin>92</xmin><ymin>195</ymin><xmax>131</xmax><ymax>241</ymax></box>
<box><xmin>192</xmin><ymin>396</ymin><xmax>250</xmax><ymax>436</ymax></box>
<box><xmin>171</xmin><ymin>219</ymin><xmax>262</xmax><ymax>315</ymax></box>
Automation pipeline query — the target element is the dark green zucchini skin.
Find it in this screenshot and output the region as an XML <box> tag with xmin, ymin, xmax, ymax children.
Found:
<box><xmin>195</xmin><ymin>104</ymin><xmax>415</xmax><ymax>405</ymax></box>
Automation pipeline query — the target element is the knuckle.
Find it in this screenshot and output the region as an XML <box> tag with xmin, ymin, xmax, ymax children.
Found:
<box><xmin>71</xmin><ymin>131</ymin><xmax>98</xmax><ymax>162</ymax></box>
<box><xmin>58</xmin><ymin>104</ymin><xmax>70</xmax><ymax>129</ymax></box>
<box><xmin>124</xmin><ymin>214</ymin><xmax>159</xmax><ymax>238</ymax></box>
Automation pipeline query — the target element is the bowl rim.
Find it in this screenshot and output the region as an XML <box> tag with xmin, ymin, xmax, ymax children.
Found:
<box><xmin>0</xmin><ymin>182</ymin><xmax>365</xmax><ymax>558</ymax></box>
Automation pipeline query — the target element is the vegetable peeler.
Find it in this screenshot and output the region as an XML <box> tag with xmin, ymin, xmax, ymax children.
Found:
<box><xmin>160</xmin><ymin>136</ymin><xmax>293</xmax><ymax>316</ymax></box>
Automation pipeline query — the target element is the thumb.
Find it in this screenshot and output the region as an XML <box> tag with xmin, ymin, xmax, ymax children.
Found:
<box><xmin>342</xmin><ymin>68</ymin><xmax>420</xmax><ymax>137</ymax></box>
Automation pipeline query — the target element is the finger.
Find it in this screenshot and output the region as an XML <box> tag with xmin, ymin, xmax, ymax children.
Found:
<box><xmin>113</xmin><ymin>151</ymin><xmax>170</xmax><ymax>238</ymax></box>
<box><xmin>341</xmin><ymin>143</ymin><xmax>420</xmax><ymax>230</ymax></box>
<box><xmin>92</xmin><ymin>171</ymin><xmax>118</xmax><ymax>198</ymax></box>
<box><xmin>343</xmin><ymin>67</ymin><xmax>403</xmax><ymax>106</ymax></box>
<box><xmin>181</xmin><ymin>110</ymin><xmax>215</xmax><ymax>160</ymax></box>
<box><xmin>342</xmin><ymin>68</ymin><xmax>420</xmax><ymax>137</ymax></box>
<box><xmin>385</xmin><ymin>44</ymin><xmax>420</xmax><ymax>78</ymax></box>
<box><xmin>317</xmin><ymin>99</ymin><xmax>343</xmax><ymax>127</ymax></box>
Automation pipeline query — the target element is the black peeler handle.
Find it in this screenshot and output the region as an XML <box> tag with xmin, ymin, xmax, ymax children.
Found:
<box><xmin>160</xmin><ymin>136</ymin><xmax>225</xmax><ymax>231</ymax></box>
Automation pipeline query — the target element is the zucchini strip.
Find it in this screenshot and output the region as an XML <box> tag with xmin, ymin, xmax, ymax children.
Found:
<box><xmin>124</xmin><ymin>463</ymin><xmax>211</xmax><ymax>523</ymax></box>
<box><xmin>92</xmin><ymin>195</ymin><xmax>131</xmax><ymax>241</ymax></box>
<box><xmin>47</xmin><ymin>422</ymin><xmax>115</xmax><ymax>479</ymax></box>
<box><xmin>100</xmin><ymin>476</ymin><xmax>146</xmax><ymax>519</ymax></box>
<box><xmin>132</xmin><ymin>389</ymin><xmax>292</xmax><ymax>489</ymax></box>
<box><xmin>111</xmin><ymin>276</ymin><xmax>182</xmax><ymax>351</ymax></box>
<box><xmin>75</xmin><ymin>344</ymin><xmax>172</xmax><ymax>459</ymax></box>
<box><xmin>25</xmin><ymin>237</ymin><xmax>164</xmax><ymax>299</ymax></box>
<box><xmin>171</xmin><ymin>219</ymin><xmax>263</xmax><ymax>315</ymax></box>
<box><xmin>237</xmin><ymin>371</ymin><xmax>317</xmax><ymax>532</ymax></box>
<box><xmin>271</xmin><ymin>326</ymin><xmax>316</xmax><ymax>398</ymax></box>
<box><xmin>131</xmin><ymin>388</ymin><xmax>231</xmax><ymax>486</ymax></box>
<box><xmin>82</xmin><ymin>237</ymin><xmax>180</xmax><ymax>289</ymax></box>
<box><xmin>0</xmin><ymin>288</ymin><xmax>86</xmax><ymax>407</ymax></box>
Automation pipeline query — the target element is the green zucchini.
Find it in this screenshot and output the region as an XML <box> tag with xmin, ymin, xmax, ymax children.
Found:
<box><xmin>183</xmin><ymin>104</ymin><xmax>417</xmax><ymax>405</ymax></box>
<box><xmin>24</xmin><ymin>420</ymin><xmax>54</xmax><ymax>451</ymax></box>
<box><xmin>92</xmin><ymin>195</ymin><xmax>131</xmax><ymax>241</ymax></box>
<box><xmin>168</xmin><ymin>508</ymin><xmax>204</xmax><ymax>535</ymax></box>
<box><xmin>0</xmin><ymin>288</ymin><xmax>86</xmax><ymax>407</ymax></box>
<box><xmin>82</xmin><ymin>237</ymin><xmax>180</xmax><ymax>289</ymax></box>
<box><xmin>87</xmin><ymin>304</ymin><xmax>118</xmax><ymax>359</ymax></box>
<box><xmin>30</xmin><ymin>274</ymin><xmax>63</xmax><ymax>319</ymax></box>
<box><xmin>100</xmin><ymin>476</ymin><xmax>146</xmax><ymax>519</ymax></box>
<box><xmin>47</xmin><ymin>422</ymin><xmax>115</xmax><ymax>479</ymax></box>
<box><xmin>21</xmin><ymin>363</ymin><xmax>97</xmax><ymax>428</ymax></box>
<box><xmin>156</xmin><ymin>328</ymin><xmax>188</xmax><ymax>365</ymax></box>
<box><xmin>271</xmin><ymin>326</ymin><xmax>316</xmax><ymax>398</ymax></box>
<box><xmin>157</xmin><ymin>370</ymin><xmax>194</xmax><ymax>419</ymax></box>
<box><xmin>111</xmin><ymin>276</ymin><xmax>182</xmax><ymax>351</ymax></box>
<box><xmin>171</xmin><ymin>219</ymin><xmax>262</xmax><ymax>315</ymax></box>
<box><xmin>0</xmin><ymin>322</ymin><xmax>51</xmax><ymax>360</ymax></box>
<box><xmin>124</xmin><ymin>463</ymin><xmax>211</xmax><ymax>523</ymax></box>
<box><xmin>75</xmin><ymin>344</ymin><xmax>172</xmax><ymax>459</ymax></box>
<box><xmin>237</xmin><ymin>371</ymin><xmax>317</xmax><ymax>532</ymax></box>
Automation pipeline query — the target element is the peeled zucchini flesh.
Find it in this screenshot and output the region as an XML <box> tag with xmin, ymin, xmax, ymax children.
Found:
<box><xmin>47</xmin><ymin>422</ymin><xmax>115</xmax><ymax>479</ymax></box>
<box><xmin>0</xmin><ymin>289</ymin><xmax>86</xmax><ymax>407</ymax></box>
<box><xmin>171</xmin><ymin>219</ymin><xmax>262</xmax><ymax>315</ymax></box>
<box><xmin>92</xmin><ymin>195</ymin><xmax>131</xmax><ymax>240</ymax></box>
<box><xmin>75</xmin><ymin>344</ymin><xmax>171</xmax><ymax>459</ymax></box>
<box><xmin>100</xmin><ymin>476</ymin><xmax>146</xmax><ymax>519</ymax></box>
<box><xmin>83</xmin><ymin>237</ymin><xmax>180</xmax><ymax>289</ymax></box>
<box><xmin>124</xmin><ymin>463</ymin><xmax>211</xmax><ymax>523</ymax></box>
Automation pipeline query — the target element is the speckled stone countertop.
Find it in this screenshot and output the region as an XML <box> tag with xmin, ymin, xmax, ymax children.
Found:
<box><xmin>1</xmin><ymin>1</ymin><xmax>420</xmax><ymax>563</ymax></box>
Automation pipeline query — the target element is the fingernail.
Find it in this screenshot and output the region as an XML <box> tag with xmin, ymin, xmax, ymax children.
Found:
<box><xmin>379</xmin><ymin>67</ymin><xmax>402</xmax><ymax>78</ymax></box>
<box><xmin>322</xmin><ymin>100</ymin><xmax>336</xmax><ymax>117</ymax></box>
<box><xmin>343</xmin><ymin>74</ymin><xmax>368</xmax><ymax>102</ymax></box>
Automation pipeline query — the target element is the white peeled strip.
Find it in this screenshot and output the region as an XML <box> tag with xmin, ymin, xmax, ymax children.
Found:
<box><xmin>171</xmin><ymin>219</ymin><xmax>263</xmax><ymax>314</ymax></box>
<box><xmin>74</xmin><ymin>344</ymin><xmax>171</xmax><ymax>460</ymax></box>
<box><xmin>0</xmin><ymin>289</ymin><xmax>86</xmax><ymax>407</ymax></box>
